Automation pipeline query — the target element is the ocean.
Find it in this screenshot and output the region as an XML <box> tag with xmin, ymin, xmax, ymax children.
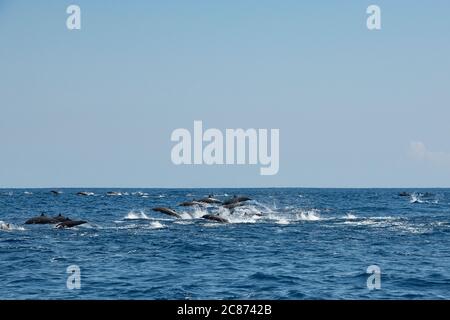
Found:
<box><xmin>0</xmin><ymin>188</ymin><xmax>449</xmax><ymax>299</ymax></box>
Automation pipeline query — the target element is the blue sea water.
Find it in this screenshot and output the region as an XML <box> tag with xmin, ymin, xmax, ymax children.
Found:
<box><xmin>0</xmin><ymin>188</ymin><xmax>449</xmax><ymax>300</ymax></box>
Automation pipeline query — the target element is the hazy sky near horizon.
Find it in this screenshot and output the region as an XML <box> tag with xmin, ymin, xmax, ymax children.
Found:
<box><xmin>1</xmin><ymin>1</ymin><xmax>450</xmax><ymax>188</ymax></box>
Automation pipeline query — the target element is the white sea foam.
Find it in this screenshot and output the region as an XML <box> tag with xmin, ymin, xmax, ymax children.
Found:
<box><xmin>275</xmin><ymin>218</ymin><xmax>290</xmax><ymax>225</ymax></box>
<box><xmin>148</xmin><ymin>221</ymin><xmax>165</xmax><ymax>229</ymax></box>
<box><xmin>0</xmin><ymin>221</ymin><xmax>25</xmax><ymax>231</ymax></box>
<box><xmin>174</xmin><ymin>220</ymin><xmax>194</xmax><ymax>225</ymax></box>
<box><xmin>342</xmin><ymin>217</ymin><xmax>430</xmax><ymax>234</ymax></box>
<box><xmin>344</xmin><ymin>213</ymin><xmax>357</xmax><ymax>220</ymax></box>
<box><xmin>132</xmin><ymin>192</ymin><xmax>149</xmax><ymax>197</ymax></box>
<box><xmin>124</xmin><ymin>210</ymin><xmax>151</xmax><ymax>220</ymax></box>
<box><xmin>296</xmin><ymin>210</ymin><xmax>321</xmax><ymax>221</ymax></box>
<box><xmin>410</xmin><ymin>193</ymin><xmax>424</xmax><ymax>203</ymax></box>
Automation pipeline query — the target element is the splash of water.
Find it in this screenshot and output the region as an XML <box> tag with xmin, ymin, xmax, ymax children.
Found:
<box><xmin>124</xmin><ymin>210</ymin><xmax>151</xmax><ymax>220</ymax></box>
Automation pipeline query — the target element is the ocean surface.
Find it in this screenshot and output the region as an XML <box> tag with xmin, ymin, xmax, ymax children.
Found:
<box><xmin>0</xmin><ymin>188</ymin><xmax>449</xmax><ymax>300</ymax></box>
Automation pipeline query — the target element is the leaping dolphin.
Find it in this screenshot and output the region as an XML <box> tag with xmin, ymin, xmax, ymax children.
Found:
<box><xmin>222</xmin><ymin>196</ymin><xmax>251</xmax><ymax>206</ymax></box>
<box><xmin>152</xmin><ymin>207</ymin><xmax>182</xmax><ymax>218</ymax></box>
<box><xmin>197</xmin><ymin>196</ymin><xmax>222</xmax><ymax>204</ymax></box>
<box><xmin>223</xmin><ymin>202</ymin><xmax>245</xmax><ymax>210</ymax></box>
<box><xmin>179</xmin><ymin>200</ymin><xmax>205</xmax><ymax>207</ymax></box>
<box><xmin>202</xmin><ymin>214</ymin><xmax>229</xmax><ymax>223</ymax></box>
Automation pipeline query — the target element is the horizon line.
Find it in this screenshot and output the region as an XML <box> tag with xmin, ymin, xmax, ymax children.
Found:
<box><xmin>2</xmin><ymin>186</ymin><xmax>450</xmax><ymax>189</ymax></box>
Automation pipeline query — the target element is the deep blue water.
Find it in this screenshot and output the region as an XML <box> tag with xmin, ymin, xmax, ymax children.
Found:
<box><xmin>0</xmin><ymin>188</ymin><xmax>449</xmax><ymax>299</ymax></box>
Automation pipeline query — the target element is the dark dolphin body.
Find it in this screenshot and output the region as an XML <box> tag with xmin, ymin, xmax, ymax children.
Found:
<box><xmin>202</xmin><ymin>214</ymin><xmax>229</xmax><ymax>223</ymax></box>
<box><xmin>52</xmin><ymin>214</ymin><xmax>70</xmax><ymax>223</ymax></box>
<box><xmin>77</xmin><ymin>191</ymin><xmax>93</xmax><ymax>196</ymax></box>
<box><xmin>398</xmin><ymin>192</ymin><xmax>410</xmax><ymax>197</ymax></box>
<box><xmin>179</xmin><ymin>201</ymin><xmax>205</xmax><ymax>207</ymax></box>
<box><xmin>26</xmin><ymin>214</ymin><xmax>73</xmax><ymax>225</ymax></box>
<box><xmin>106</xmin><ymin>191</ymin><xmax>121</xmax><ymax>196</ymax></box>
<box><xmin>25</xmin><ymin>214</ymin><xmax>58</xmax><ymax>225</ymax></box>
<box><xmin>152</xmin><ymin>207</ymin><xmax>182</xmax><ymax>218</ymax></box>
<box><xmin>56</xmin><ymin>220</ymin><xmax>87</xmax><ymax>229</ymax></box>
<box><xmin>197</xmin><ymin>197</ymin><xmax>222</xmax><ymax>204</ymax></box>
<box><xmin>50</xmin><ymin>190</ymin><xmax>62</xmax><ymax>195</ymax></box>
<box><xmin>223</xmin><ymin>202</ymin><xmax>245</xmax><ymax>210</ymax></box>
<box><xmin>222</xmin><ymin>196</ymin><xmax>251</xmax><ymax>206</ymax></box>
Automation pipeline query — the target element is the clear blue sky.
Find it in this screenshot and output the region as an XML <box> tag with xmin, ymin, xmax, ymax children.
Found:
<box><xmin>1</xmin><ymin>0</ymin><xmax>449</xmax><ymax>188</ymax></box>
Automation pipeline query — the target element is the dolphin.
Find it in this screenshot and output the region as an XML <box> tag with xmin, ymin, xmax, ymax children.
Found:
<box><xmin>222</xmin><ymin>196</ymin><xmax>251</xmax><ymax>206</ymax></box>
<box><xmin>202</xmin><ymin>214</ymin><xmax>229</xmax><ymax>223</ymax></box>
<box><xmin>56</xmin><ymin>220</ymin><xmax>87</xmax><ymax>229</ymax></box>
<box><xmin>25</xmin><ymin>214</ymin><xmax>58</xmax><ymax>224</ymax></box>
<box><xmin>52</xmin><ymin>214</ymin><xmax>71</xmax><ymax>223</ymax></box>
<box><xmin>50</xmin><ymin>190</ymin><xmax>62</xmax><ymax>195</ymax></box>
<box><xmin>179</xmin><ymin>200</ymin><xmax>205</xmax><ymax>207</ymax></box>
<box><xmin>223</xmin><ymin>202</ymin><xmax>245</xmax><ymax>210</ymax></box>
<box><xmin>77</xmin><ymin>191</ymin><xmax>94</xmax><ymax>196</ymax></box>
<box><xmin>197</xmin><ymin>197</ymin><xmax>222</xmax><ymax>204</ymax></box>
<box><xmin>152</xmin><ymin>207</ymin><xmax>182</xmax><ymax>218</ymax></box>
<box><xmin>398</xmin><ymin>192</ymin><xmax>410</xmax><ymax>197</ymax></box>
<box><xmin>106</xmin><ymin>191</ymin><xmax>122</xmax><ymax>196</ymax></box>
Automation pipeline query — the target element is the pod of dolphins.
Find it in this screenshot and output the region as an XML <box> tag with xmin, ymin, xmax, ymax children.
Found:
<box><xmin>25</xmin><ymin>213</ymin><xmax>87</xmax><ymax>229</ymax></box>
<box><xmin>2</xmin><ymin>190</ymin><xmax>431</xmax><ymax>231</ymax></box>
<box><xmin>9</xmin><ymin>192</ymin><xmax>252</xmax><ymax>230</ymax></box>
<box><xmin>152</xmin><ymin>195</ymin><xmax>252</xmax><ymax>223</ymax></box>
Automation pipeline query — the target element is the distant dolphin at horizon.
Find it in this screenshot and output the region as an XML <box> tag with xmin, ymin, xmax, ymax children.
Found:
<box><xmin>106</xmin><ymin>191</ymin><xmax>122</xmax><ymax>196</ymax></box>
<box><xmin>77</xmin><ymin>191</ymin><xmax>94</xmax><ymax>196</ymax></box>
